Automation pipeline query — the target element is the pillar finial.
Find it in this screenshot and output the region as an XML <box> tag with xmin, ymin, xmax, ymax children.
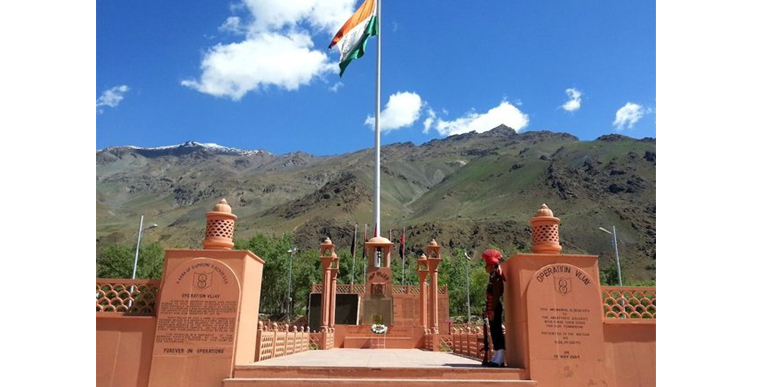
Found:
<box><xmin>530</xmin><ymin>203</ymin><xmax>562</xmax><ymax>254</ymax></box>
<box><xmin>203</xmin><ymin>198</ymin><xmax>237</xmax><ymax>250</ymax></box>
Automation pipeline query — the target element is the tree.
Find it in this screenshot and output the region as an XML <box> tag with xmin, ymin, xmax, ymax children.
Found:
<box><xmin>234</xmin><ymin>233</ymin><xmax>295</xmax><ymax>317</ymax></box>
<box><xmin>97</xmin><ymin>242</ymin><xmax>165</xmax><ymax>279</ymax></box>
<box><xmin>599</xmin><ymin>264</ymin><xmax>621</xmax><ymax>286</ymax></box>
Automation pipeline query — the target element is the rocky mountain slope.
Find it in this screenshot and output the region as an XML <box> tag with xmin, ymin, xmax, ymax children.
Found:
<box><xmin>97</xmin><ymin>126</ymin><xmax>656</xmax><ymax>281</ymax></box>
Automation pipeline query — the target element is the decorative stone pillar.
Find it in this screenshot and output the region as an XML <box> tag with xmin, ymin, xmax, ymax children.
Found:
<box><xmin>319</xmin><ymin>238</ymin><xmax>336</xmax><ymax>329</ymax></box>
<box><xmin>416</xmin><ymin>253</ymin><xmax>429</xmax><ymax>328</ymax></box>
<box><xmin>148</xmin><ymin>199</ymin><xmax>265</xmax><ymax>387</ymax></box>
<box><xmin>501</xmin><ymin>204</ymin><xmax>613</xmax><ymax>387</ymax></box>
<box><xmin>329</xmin><ymin>252</ymin><xmax>339</xmax><ymax>328</ymax></box>
<box><xmin>203</xmin><ymin>198</ymin><xmax>237</xmax><ymax>250</ymax></box>
<box><xmin>426</xmin><ymin>240</ymin><xmax>442</xmax><ymax>351</ymax></box>
<box><xmin>426</xmin><ymin>239</ymin><xmax>442</xmax><ymax>331</ymax></box>
<box><xmin>530</xmin><ymin>203</ymin><xmax>562</xmax><ymax>254</ymax></box>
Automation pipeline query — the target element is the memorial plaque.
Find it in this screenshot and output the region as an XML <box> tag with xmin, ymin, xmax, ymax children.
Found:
<box><xmin>148</xmin><ymin>258</ymin><xmax>241</xmax><ymax>387</ymax></box>
<box><xmin>362</xmin><ymin>297</ymin><xmax>393</xmax><ymax>325</ymax></box>
<box><xmin>308</xmin><ymin>293</ymin><xmax>359</xmax><ymax>329</ymax></box>
<box><xmin>527</xmin><ymin>263</ymin><xmax>610</xmax><ymax>387</ymax></box>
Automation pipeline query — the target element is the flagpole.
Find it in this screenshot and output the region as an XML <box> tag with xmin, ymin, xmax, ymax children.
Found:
<box><xmin>373</xmin><ymin>0</ymin><xmax>382</xmax><ymax>238</ymax></box>
<box><xmin>363</xmin><ymin>223</ymin><xmax>368</xmax><ymax>283</ymax></box>
<box><xmin>401</xmin><ymin>226</ymin><xmax>406</xmax><ymax>285</ymax></box>
<box><xmin>351</xmin><ymin>223</ymin><xmax>357</xmax><ymax>285</ymax></box>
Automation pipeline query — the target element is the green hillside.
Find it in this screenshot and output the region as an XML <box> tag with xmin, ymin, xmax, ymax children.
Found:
<box><xmin>96</xmin><ymin>127</ymin><xmax>656</xmax><ymax>282</ymax></box>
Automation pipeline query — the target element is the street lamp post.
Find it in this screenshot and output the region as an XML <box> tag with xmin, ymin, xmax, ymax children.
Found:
<box><xmin>598</xmin><ymin>226</ymin><xmax>623</xmax><ymax>286</ymax></box>
<box><xmin>287</xmin><ymin>247</ymin><xmax>297</xmax><ymax>322</ymax></box>
<box><xmin>132</xmin><ymin>215</ymin><xmax>158</xmax><ymax>280</ymax></box>
<box><xmin>463</xmin><ymin>251</ymin><xmax>472</xmax><ymax>324</ymax></box>
<box><xmin>130</xmin><ymin>216</ymin><xmax>157</xmax><ymax>308</ymax></box>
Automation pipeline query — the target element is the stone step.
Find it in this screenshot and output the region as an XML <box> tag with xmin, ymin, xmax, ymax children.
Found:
<box><xmin>233</xmin><ymin>365</ymin><xmax>529</xmax><ymax>380</ymax></box>
<box><xmin>343</xmin><ymin>336</ymin><xmax>417</xmax><ymax>349</ymax></box>
<box><xmin>223</xmin><ymin>377</ymin><xmax>538</xmax><ymax>387</ymax></box>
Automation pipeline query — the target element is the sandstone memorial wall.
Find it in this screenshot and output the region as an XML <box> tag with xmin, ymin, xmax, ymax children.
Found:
<box><xmin>96</xmin><ymin>200</ymin><xmax>655</xmax><ymax>387</ymax></box>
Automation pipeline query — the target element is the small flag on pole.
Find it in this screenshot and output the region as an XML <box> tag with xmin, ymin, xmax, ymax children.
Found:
<box><xmin>362</xmin><ymin>224</ymin><xmax>368</xmax><ymax>282</ymax></box>
<box><xmin>328</xmin><ymin>0</ymin><xmax>378</xmax><ymax>77</ymax></box>
<box><xmin>362</xmin><ymin>224</ymin><xmax>368</xmax><ymax>260</ymax></box>
<box><xmin>351</xmin><ymin>223</ymin><xmax>358</xmax><ymax>259</ymax></box>
<box><xmin>400</xmin><ymin>228</ymin><xmax>405</xmax><ymax>260</ymax></box>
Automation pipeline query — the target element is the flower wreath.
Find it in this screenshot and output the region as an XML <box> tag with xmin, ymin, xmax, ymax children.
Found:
<box><xmin>370</xmin><ymin>324</ymin><xmax>388</xmax><ymax>334</ymax></box>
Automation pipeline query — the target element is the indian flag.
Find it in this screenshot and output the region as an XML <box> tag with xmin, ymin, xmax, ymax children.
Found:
<box><xmin>328</xmin><ymin>0</ymin><xmax>378</xmax><ymax>76</ymax></box>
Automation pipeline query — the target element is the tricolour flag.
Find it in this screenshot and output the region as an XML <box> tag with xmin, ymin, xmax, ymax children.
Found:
<box><xmin>328</xmin><ymin>0</ymin><xmax>378</xmax><ymax>76</ymax></box>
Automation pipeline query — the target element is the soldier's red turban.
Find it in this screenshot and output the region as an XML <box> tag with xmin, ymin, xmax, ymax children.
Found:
<box><xmin>482</xmin><ymin>249</ymin><xmax>503</xmax><ymax>266</ymax></box>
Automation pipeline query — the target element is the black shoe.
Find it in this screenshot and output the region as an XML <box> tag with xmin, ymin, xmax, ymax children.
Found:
<box><xmin>487</xmin><ymin>361</ymin><xmax>501</xmax><ymax>367</ymax></box>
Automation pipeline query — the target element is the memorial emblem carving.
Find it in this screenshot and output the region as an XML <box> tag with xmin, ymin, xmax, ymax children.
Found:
<box><xmin>554</xmin><ymin>276</ymin><xmax>571</xmax><ymax>296</ymax></box>
<box><xmin>372</xmin><ymin>283</ymin><xmax>385</xmax><ymax>297</ymax></box>
<box><xmin>194</xmin><ymin>271</ymin><xmax>213</xmax><ymax>290</ymax></box>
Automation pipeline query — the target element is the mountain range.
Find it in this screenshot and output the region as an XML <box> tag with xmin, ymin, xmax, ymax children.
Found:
<box><xmin>96</xmin><ymin>125</ymin><xmax>656</xmax><ymax>281</ymax></box>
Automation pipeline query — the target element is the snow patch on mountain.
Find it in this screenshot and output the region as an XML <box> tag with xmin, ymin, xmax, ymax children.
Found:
<box><xmin>100</xmin><ymin>141</ymin><xmax>270</xmax><ymax>156</ymax></box>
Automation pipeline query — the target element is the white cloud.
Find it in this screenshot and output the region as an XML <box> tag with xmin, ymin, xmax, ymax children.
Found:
<box><xmin>431</xmin><ymin>101</ymin><xmax>529</xmax><ymax>136</ymax></box>
<box><xmin>182</xmin><ymin>32</ymin><xmax>336</xmax><ymax>100</ymax></box>
<box><xmin>561</xmin><ymin>88</ymin><xmax>582</xmax><ymax>112</ymax></box>
<box><xmin>422</xmin><ymin>109</ymin><xmax>437</xmax><ymax>134</ymax></box>
<box><xmin>329</xmin><ymin>81</ymin><xmax>344</xmax><ymax>92</ymax></box>
<box><xmin>183</xmin><ymin>0</ymin><xmax>357</xmax><ymax>100</ymax></box>
<box><xmin>218</xmin><ymin>16</ymin><xmax>244</xmax><ymax>34</ymax></box>
<box><xmin>365</xmin><ymin>91</ymin><xmax>424</xmax><ymax>132</ymax></box>
<box><xmin>613</xmin><ymin>102</ymin><xmax>650</xmax><ymax>130</ymax></box>
<box><xmin>243</xmin><ymin>0</ymin><xmax>354</xmax><ymax>35</ymax></box>
<box><xmin>96</xmin><ymin>85</ymin><xmax>130</xmax><ymax>114</ymax></box>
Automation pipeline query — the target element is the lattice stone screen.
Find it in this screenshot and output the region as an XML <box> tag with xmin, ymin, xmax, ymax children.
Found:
<box><xmin>602</xmin><ymin>286</ymin><xmax>656</xmax><ymax>319</ymax></box>
<box><xmin>311</xmin><ymin>283</ymin><xmax>448</xmax><ymax>295</ymax></box>
<box><xmin>205</xmin><ymin>218</ymin><xmax>235</xmax><ymax>239</ymax></box>
<box><xmin>532</xmin><ymin>224</ymin><xmax>559</xmax><ymax>244</ymax></box>
<box><xmin>96</xmin><ymin>279</ymin><xmax>160</xmax><ymax>315</ymax></box>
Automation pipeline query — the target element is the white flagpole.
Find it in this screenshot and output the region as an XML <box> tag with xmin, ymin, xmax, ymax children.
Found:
<box><xmin>401</xmin><ymin>226</ymin><xmax>406</xmax><ymax>285</ymax></box>
<box><xmin>374</xmin><ymin>0</ymin><xmax>382</xmax><ymax>238</ymax></box>
<box><xmin>351</xmin><ymin>223</ymin><xmax>357</xmax><ymax>285</ymax></box>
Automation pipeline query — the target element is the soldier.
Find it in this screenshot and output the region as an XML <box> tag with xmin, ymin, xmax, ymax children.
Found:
<box><xmin>482</xmin><ymin>248</ymin><xmax>506</xmax><ymax>367</ymax></box>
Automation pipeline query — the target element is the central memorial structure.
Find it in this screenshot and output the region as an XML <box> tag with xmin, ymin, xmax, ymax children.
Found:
<box><xmin>309</xmin><ymin>236</ymin><xmax>450</xmax><ymax>349</ymax></box>
<box><xmin>362</xmin><ymin>236</ymin><xmax>395</xmax><ymax>325</ymax></box>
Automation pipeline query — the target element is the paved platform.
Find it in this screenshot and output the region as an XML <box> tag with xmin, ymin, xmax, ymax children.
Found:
<box><xmin>227</xmin><ymin>349</ymin><xmax>536</xmax><ymax>386</ymax></box>
<box><xmin>247</xmin><ymin>349</ymin><xmax>482</xmax><ymax>368</ymax></box>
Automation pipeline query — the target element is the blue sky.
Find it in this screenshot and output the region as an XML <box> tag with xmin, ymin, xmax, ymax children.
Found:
<box><xmin>97</xmin><ymin>0</ymin><xmax>655</xmax><ymax>155</ymax></box>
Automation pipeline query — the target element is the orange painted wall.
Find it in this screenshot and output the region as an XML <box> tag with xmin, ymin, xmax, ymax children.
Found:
<box><xmin>96</xmin><ymin>315</ymin><xmax>157</xmax><ymax>387</ymax></box>
<box><xmin>603</xmin><ymin>321</ymin><xmax>656</xmax><ymax>387</ymax></box>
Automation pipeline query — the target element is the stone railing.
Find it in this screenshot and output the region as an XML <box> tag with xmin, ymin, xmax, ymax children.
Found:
<box><xmin>311</xmin><ymin>283</ymin><xmax>448</xmax><ymax>295</ymax></box>
<box><xmin>310</xmin><ymin>327</ymin><xmax>335</xmax><ymax>350</ymax></box>
<box><xmin>424</xmin><ymin>328</ymin><xmax>434</xmax><ymax>350</ymax></box>
<box><xmin>602</xmin><ymin>286</ymin><xmax>656</xmax><ymax>319</ymax></box>
<box><xmin>255</xmin><ymin>322</ymin><xmax>311</xmax><ymax>361</ymax></box>
<box><xmin>96</xmin><ymin>278</ymin><xmax>160</xmax><ymax>316</ymax></box>
<box><xmin>450</xmin><ymin>325</ymin><xmax>492</xmax><ymax>361</ymax></box>
<box><xmin>305</xmin><ymin>326</ymin><xmax>335</xmax><ymax>351</ymax></box>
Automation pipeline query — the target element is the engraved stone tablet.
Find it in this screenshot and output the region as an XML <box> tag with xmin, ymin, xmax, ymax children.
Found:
<box><xmin>148</xmin><ymin>258</ymin><xmax>241</xmax><ymax>387</ymax></box>
<box><xmin>527</xmin><ymin>263</ymin><xmax>610</xmax><ymax>387</ymax></box>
